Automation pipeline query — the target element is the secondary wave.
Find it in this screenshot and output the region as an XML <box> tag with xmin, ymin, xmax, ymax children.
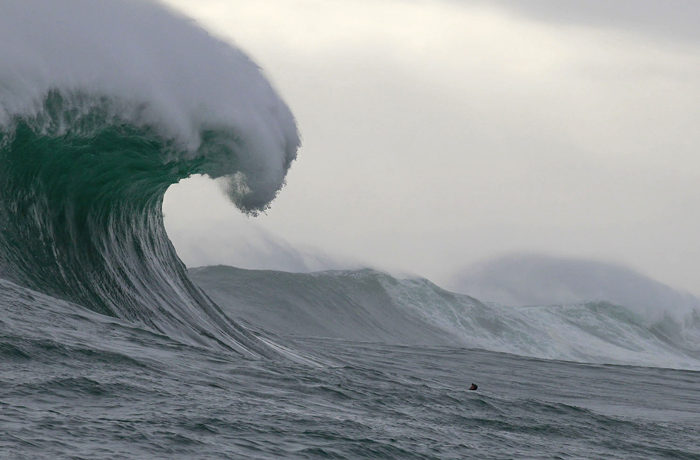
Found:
<box><xmin>192</xmin><ymin>266</ymin><xmax>700</xmax><ymax>369</ymax></box>
<box><xmin>0</xmin><ymin>0</ymin><xmax>298</xmax><ymax>356</ymax></box>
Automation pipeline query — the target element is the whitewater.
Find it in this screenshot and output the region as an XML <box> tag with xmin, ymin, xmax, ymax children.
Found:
<box><xmin>1</xmin><ymin>1</ymin><xmax>699</xmax><ymax>458</ymax></box>
<box><xmin>190</xmin><ymin>266</ymin><xmax>700</xmax><ymax>370</ymax></box>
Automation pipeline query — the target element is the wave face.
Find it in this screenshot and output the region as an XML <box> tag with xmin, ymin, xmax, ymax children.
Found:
<box><xmin>189</xmin><ymin>266</ymin><xmax>455</xmax><ymax>345</ymax></box>
<box><xmin>191</xmin><ymin>266</ymin><xmax>700</xmax><ymax>369</ymax></box>
<box><xmin>0</xmin><ymin>0</ymin><xmax>298</xmax><ymax>355</ymax></box>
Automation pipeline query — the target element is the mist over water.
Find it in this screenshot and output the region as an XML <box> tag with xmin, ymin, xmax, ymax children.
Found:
<box><xmin>449</xmin><ymin>254</ymin><xmax>700</xmax><ymax>320</ymax></box>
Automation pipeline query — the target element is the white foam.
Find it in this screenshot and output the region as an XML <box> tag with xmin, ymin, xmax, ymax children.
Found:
<box><xmin>0</xmin><ymin>0</ymin><xmax>299</xmax><ymax>211</ymax></box>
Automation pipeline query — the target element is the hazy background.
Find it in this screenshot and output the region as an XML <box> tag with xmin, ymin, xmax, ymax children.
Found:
<box><xmin>160</xmin><ymin>0</ymin><xmax>700</xmax><ymax>296</ymax></box>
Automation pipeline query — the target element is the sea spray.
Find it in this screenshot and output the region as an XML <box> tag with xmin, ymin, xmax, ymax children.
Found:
<box><xmin>0</xmin><ymin>0</ymin><xmax>298</xmax><ymax>355</ymax></box>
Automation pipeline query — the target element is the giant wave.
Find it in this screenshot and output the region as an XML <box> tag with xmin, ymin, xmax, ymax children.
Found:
<box><xmin>2</xmin><ymin>0</ymin><xmax>697</xmax><ymax>371</ymax></box>
<box><xmin>0</xmin><ymin>0</ymin><xmax>298</xmax><ymax>356</ymax></box>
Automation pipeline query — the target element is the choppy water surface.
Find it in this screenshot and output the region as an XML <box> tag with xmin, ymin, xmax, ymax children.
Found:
<box><xmin>2</xmin><ymin>285</ymin><xmax>698</xmax><ymax>459</ymax></box>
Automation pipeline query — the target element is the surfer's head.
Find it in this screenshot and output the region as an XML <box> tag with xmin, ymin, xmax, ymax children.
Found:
<box><xmin>469</xmin><ymin>383</ymin><xmax>478</xmax><ymax>391</ymax></box>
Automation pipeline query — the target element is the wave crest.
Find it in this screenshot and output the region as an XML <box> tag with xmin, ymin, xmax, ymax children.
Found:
<box><xmin>0</xmin><ymin>0</ymin><xmax>299</xmax><ymax>356</ymax></box>
<box><xmin>0</xmin><ymin>0</ymin><xmax>299</xmax><ymax>212</ymax></box>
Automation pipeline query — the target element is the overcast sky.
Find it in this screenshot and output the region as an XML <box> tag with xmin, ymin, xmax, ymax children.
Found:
<box><xmin>160</xmin><ymin>0</ymin><xmax>700</xmax><ymax>295</ymax></box>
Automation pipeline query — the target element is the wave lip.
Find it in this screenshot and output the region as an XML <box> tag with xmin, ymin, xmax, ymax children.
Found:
<box><xmin>0</xmin><ymin>0</ymin><xmax>299</xmax><ymax>211</ymax></box>
<box><xmin>0</xmin><ymin>0</ymin><xmax>299</xmax><ymax>355</ymax></box>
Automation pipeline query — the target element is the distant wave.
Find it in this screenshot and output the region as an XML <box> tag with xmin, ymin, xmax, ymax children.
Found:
<box><xmin>448</xmin><ymin>254</ymin><xmax>700</xmax><ymax>321</ymax></box>
<box><xmin>192</xmin><ymin>266</ymin><xmax>700</xmax><ymax>369</ymax></box>
<box><xmin>0</xmin><ymin>0</ymin><xmax>298</xmax><ymax>356</ymax></box>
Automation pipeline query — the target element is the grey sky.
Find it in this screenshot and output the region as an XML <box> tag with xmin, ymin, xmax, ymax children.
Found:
<box><xmin>161</xmin><ymin>0</ymin><xmax>700</xmax><ymax>294</ymax></box>
<box><xmin>468</xmin><ymin>0</ymin><xmax>700</xmax><ymax>44</ymax></box>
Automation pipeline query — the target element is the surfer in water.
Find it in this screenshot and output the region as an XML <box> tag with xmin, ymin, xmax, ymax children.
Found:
<box><xmin>468</xmin><ymin>383</ymin><xmax>478</xmax><ymax>391</ymax></box>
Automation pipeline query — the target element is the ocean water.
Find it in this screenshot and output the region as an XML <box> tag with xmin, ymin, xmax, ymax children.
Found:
<box><xmin>2</xmin><ymin>279</ymin><xmax>699</xmax><ymax>459</ymax></box>
<box><xmin>1</xmin><ymin>1</ymin><xmax>699</xmax><ymax>458</ymax></box>
<box><xmin>190</xmin><ymin>266</ymin><xmax>700</xmax><ymax>370</ymax></box>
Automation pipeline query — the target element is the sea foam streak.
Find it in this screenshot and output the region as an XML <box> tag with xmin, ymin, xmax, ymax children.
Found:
<box><xmin>0</xmin><ymin>0</ymin><xmax>298</xmax><ymax>355</ymax></box>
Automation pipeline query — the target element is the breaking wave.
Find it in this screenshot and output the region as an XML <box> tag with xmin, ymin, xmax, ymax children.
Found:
<box><xmin>192</xmin><ymin>266</ymin><xmax>700</xmax><ymax>370</ymax></box>
<box><xmin>0</xmin><ymin>0</ymin><xmax>298</xmax><ymax>356</ymax></box>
